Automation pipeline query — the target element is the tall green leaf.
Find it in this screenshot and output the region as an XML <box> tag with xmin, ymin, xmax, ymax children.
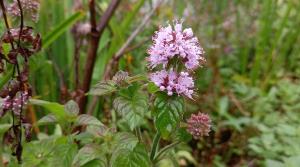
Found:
<box><xmin>42</xmin><ymin>11</ymin><xmax>85</xmax><ymax>49</ymax></box>
<box><xmin>30</xmin><ymin>99</ymin><xmax>66</xmax><ymax>119</ymax></box>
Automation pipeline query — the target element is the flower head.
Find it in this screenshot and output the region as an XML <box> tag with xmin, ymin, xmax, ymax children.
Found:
<box><xmin>147</xmin><ymin>21</ymin><xmax>205</xmax><ymax>70</ymax></box>
<box><xmin>187</xmin><ymin>112</ymin><xmax>211</xmax><ymax>139</ymax></box>
<box><xmin>150</xmin><ymin>70</ymin><xmax>194</xmax><ymax>98</ymax></box>
<box><xmin>8</xmin><ymin>0</ymin><xmax>40</xmax><ymax>22</ymax></box>
<box><xmin>1</xmin><ymin>91</ymin><xmax>29</xmax><ymax>116</ymax></box>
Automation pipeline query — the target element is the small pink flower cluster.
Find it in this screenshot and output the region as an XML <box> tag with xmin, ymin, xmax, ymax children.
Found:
<box><xmin>1</xmin><ymin>91</ymin><xmax>29</xmax><ymax>115</ymax></box>
<box><xmin>148</xmin><ymin>21</ymin><xmax>204</xmax><ymax>98</ymax></box>
<box><xmin>8</xmin><ymin>0</ymin><xmax>40</xmax><ymax>22</ymax></box>
<box><xmin>148</xmin><ymin>21</ymin><xmax>205</xmax><ymax>70</ymax></box>
<box><xmin>150</xmin><ymin>70</ymin><xmax>194</xmax><ymax>98</ymax></box>
<box><xmin>187</xmin><ymin>112</ymin><xmax>211</xmax><ymax>139</ymax></box>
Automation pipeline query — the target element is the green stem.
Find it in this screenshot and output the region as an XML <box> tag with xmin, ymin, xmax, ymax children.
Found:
<box><xmin>135</xmin><ymin>127</ymin><xmax>142</xmax><ymax>142</ymax></box>
<box><xmin>153</xmin><ymin>141</ymin><xmax>181</xmax><ymax>163</ymax></box>
<box><xmin>150</xmin><ymin>132</ymin><xmax>161</xmax><ymax>161</ymax></box>
<box><xmin>0</xmin><ymin>139</ymin><xmax>4</xmax><ymax>167</ymax></box>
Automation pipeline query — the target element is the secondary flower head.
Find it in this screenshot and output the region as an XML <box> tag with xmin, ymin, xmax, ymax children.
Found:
<box><xmin>8</xmin><ymin>0</ymin><xmax>40</xmax><ymax>22</ymax></box>
<box><xmin>150</xmin><ymin>70</ymin><xmax>194</xmax><ymax>98</ymax></box>
<box><xmin>147</xmin><ymin>20</ymin><xmax>205</xmax><ymax>70</ymax></box>
<box><xmin>0</xmin><ymin>91</ymin><xmax>29</xmax><ymax>116</ymax></box>
<box><xmin>187</xmin><ymin>112</ymin><xmax>211</xmax><ymax>139</ymax></box>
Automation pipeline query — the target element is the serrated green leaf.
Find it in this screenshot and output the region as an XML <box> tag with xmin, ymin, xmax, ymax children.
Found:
<box><xmin>64</xmin><ymin>100</ymin><xmax>79</xmax><ymax>116</ymax></box>
<box><xmin>154</xmin><ymin>92</ymin><xmax>184</xmax><ymax>139</ymax></box>
<box><xmin>38</xmin><ymin>114</ymin><xmax>57</xmax><ymax>126</ymax></box>
<box><xmin>110</xmin><ymin>143</ymin><xmax>150</xmax><ymax>167</ymax></box>
<box><xmin>76</xmin><ymin>114</ymin><xmax>104</xmax><ymax>126</ymax></box>
<box><xmin>72</xmin><ymin>144</ymin><xmax>106</xmax><ymax>167</ymax></box>
<box><xmin>112</xmin><ymin>132</ymin><xmax>139</xmax><ymax>151</ymax></box>
<box><xmin>113</xmin><ymin>85</ymin><xmax>148</xmax><ymax>130</ymax></box>
<box><xmin>22</xmin><ymin>137</ymin><xmax>58</xmax><ymax>167</ymax></box>
<box><xmin>86</xmin><ymin>125</ymin><xmax>108</xmax><ymax>138</ymax></box>
<box><xmin>51</xmin><ymin>140</ymin><xmax>78</xmax><ymax>167</ymax></box>
<box><xmin>89</xmin><ymin>80</ymin><xmax>117</xmax><ymax>96</ymax></box>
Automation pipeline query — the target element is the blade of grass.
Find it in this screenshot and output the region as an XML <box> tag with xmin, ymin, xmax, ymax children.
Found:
<box><xmin>42</xmin><ymin>11</ymin><xmax>85</xmax><ymax>49</ymax></box>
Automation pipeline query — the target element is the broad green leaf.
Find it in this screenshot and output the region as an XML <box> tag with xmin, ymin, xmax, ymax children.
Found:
<box><xmin>112</xmin><ymin>132</ymin><xmax>139</xmax><ymax>151</ymax></box>
<box><xmin>30</xmin><ymin>99</ymin><xmax>66</xmax><ymax>119</ymax></box>
<box><xmin>43</xmin><ymin>11</ymin><xmax>85</xmax><ymax>49</ymax></box>
<box><xmin>0</xmin><ymin>124</ymin><xmax>11</xmax><ymax>134</ymax></box>
<box><xmin>76</xmin><ymin>114</ymin><xmax>104</xmax><ymax>126</ymax></box>
<box><xmin>72</xmin><ymin>144</ymin><xmax>106</xmax><ymax>167</ymax></box>
<box><xmin>265</xmin><ymin>159</ymin><xmax>284</xmax><ymax>167</ymax></box>
<box><xmin>86</xmin><ymin>125</ymin><xmax>108</xmax><ymax>138</ymax></box>
<box><xmin>153</xmin><ymin>92</ymin><xmax>184</xmax><ymax>139</ymax></box>
<box><xmin>89</xmin><ymin>80</ymin><xmax>117</xmax><ymax>96</ymax></box>
<box><xmin>174</xmin><ymin>128</ymin><xmax>192</xmax><ymax>142</ymax></box>
<box><xmin>50</xmin><ymin>138</ymin><xmax>78</xmax><ymax>167</ymax></box>
<box><xmin>110</xmin><ymin>144</ymin><xmax>150</xmax><ymax>167</ymax></box>
<box><xmin>64</xmin><ymin>100</ymin><xmax>79</xmax><ymax>116</ymax></box>
<box><xmin>22</xmin><ymin>136</ymin><xmax>77</xmax><ymax>167</ymax></box>
<box><xmin>38</xmin><ymin>114</ymin><xmax>57</xmax><ymax>125</ymax></box>
<box><xmin>113</xmin><ymin>85</ymin><xmax>148</xmax><ymax>130</ymax></box>
<box><xmin>22</xmin><ymin>137</ymin><xmax>58</xmax><ymax>167</ymax></box>
<box><xmin>82</xmin><ymin>159</ymin><xmax>106</xmax><ymax>167</ymax></box>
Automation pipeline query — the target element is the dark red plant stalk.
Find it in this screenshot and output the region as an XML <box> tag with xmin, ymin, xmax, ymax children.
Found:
<box><xmin>77</xmin><ymin>0</ymin><xmax>120</xmax><ymax>113</ymax></box>
<box><xmin>0</xmin><ymin>0</ymin><xmax>41</xmax><ymax>163</ymax></box>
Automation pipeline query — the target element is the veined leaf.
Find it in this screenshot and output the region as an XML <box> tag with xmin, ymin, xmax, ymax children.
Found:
<box><xmin>89</xmin><ymin>80</ymin><xmax>117</xmax><ymax>96</ymax></box>
<box><xmin>113</xmin><ymin>85</ymin><xmax>148</xmax><ymax>130</ymax></box>
<box><xmin>72</xmin><ymin>144</ymin><xmax>107</xmax><ymax>167</ymax></box>
<box><xmin>38</xmin><ymin>114</ymin><xmax>57</xmax><ymax>126</ymax></box>
<box><xmin>112</xmin><ymin>132</ymin><xmax>139</xmax><ymax>151</ymax></box>
<box><xmin>51</xmin><ymin>138</ymin><xmax>78</xmax><ymax>167</ymax></box>
<box><xmin>154</xmin><ymin>92</ymin><xmax>184</xmax><ymax>139</ymax></box>
<box><xmin>43</xmin><ymin>11</ymin><xmax>85</xmax><ymax>49</ymax></box>
<box><xmin>110</xmin><ymin>143</ymin><xmax>150</xmax><ymax>167</ymax></box>
<box><xmin>64</xmin><ymin>100</ymin><xmax>79</xmax><ymax>116</ymax></box>
<box><xmin>76</xmin><ymin>114</ymin><xmax>104</xmax><ymax>127</ymax></box>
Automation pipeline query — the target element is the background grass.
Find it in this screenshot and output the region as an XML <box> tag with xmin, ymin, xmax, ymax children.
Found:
<box><xmin>1</xmin><ymin>0</ymin><xmax>300</xmax><ymax>166</ymax></box>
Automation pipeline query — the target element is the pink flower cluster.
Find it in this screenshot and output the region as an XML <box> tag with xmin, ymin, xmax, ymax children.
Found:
<box><xmin>8</xmin><ymin>0</ymin><xmax>40</xmax><ymax>22</ymax></box>
<box><xmin>1</xmin><ymin>91</ymin><xmax>29</xmax><ymax>115</ymax></box>
<box><xmin>148</xmin><ymin>21</ymin><xmax>204</xmax><ymax>98</ymax></box>
<box><xmin>187</xmin><ymin>112</ymin><xmax>211</xmax><ymax>139</ymax></box>
<box><xmin>147</xmin><ymin>21</ymin><xmax>205</xmax><ymax>70</ymax></box>
<box><xmin>150</xmin><ymin>70</ymin><xmax>194</xmax><ymax>98</ymax></box>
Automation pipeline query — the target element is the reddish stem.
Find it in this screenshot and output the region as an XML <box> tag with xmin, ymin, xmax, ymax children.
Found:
<box><xmin>77</xmin><ymin>0</ymin><xmax>120</xmax><ymax>113</ymax></box>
